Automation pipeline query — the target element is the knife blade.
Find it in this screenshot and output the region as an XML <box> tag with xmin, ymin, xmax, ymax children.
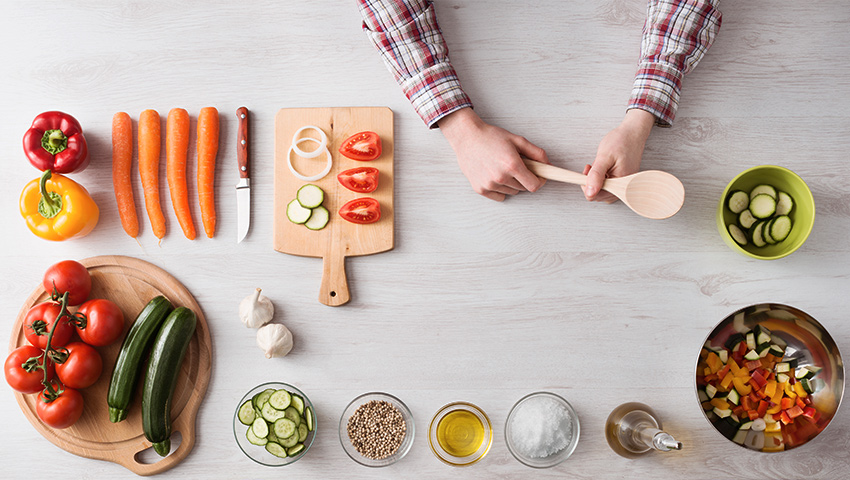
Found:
<box><xmin>236</xmin><ymin>106</ymin><xmax>250</xmax><ymax>243</ymax></box>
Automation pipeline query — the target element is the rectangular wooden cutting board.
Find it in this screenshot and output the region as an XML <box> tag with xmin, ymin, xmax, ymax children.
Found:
<box><xmin>273</xmin><ymin>107</ymin><xmax>394</xmax><ymax>306</ymax></box>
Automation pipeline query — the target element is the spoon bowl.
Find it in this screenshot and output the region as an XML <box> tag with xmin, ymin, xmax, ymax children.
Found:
<box><xmin>524</xmin><ymin>160</ymin><xmax>685</xmax><ymax>219</ymax></box>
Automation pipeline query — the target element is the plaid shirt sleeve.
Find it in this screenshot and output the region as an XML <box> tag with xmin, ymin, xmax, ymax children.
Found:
<box><xmin>628</xmin><ymin>0</ymin><xmax>722</xmax><ymax>126</ymax></box>
<box><xmin>358</xmin><ymin>0</ymin><xmax>473</xmax><ymax>128</ymax></box>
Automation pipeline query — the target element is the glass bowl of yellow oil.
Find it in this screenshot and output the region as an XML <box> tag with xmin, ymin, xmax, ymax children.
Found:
<box><xmin>428</xmin><ymin>402</ymin><xmax>493</xmax><ymax>466</ymax></box>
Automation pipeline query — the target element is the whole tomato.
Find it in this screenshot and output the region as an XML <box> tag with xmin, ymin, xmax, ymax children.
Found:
<box><xmin>24</xmin><ymin>302</ymin><xmax>74</xmax><ymax>349</ymax></box>
<box><xmin>55</xmin><ymin>342</ymin><xmax>102</xmax><ymax>389</ymax></box>
<box><xmin>5</xmin><ymin>345</ymin><xmax>53</xmax><ymax>394</ymax></box>
<box><xmin>76</xmin><ymin>299</ymin><xmax>124</xmax><ymax>346</ymax></box>
<box><xmin>36</xmin><ymin>386</ymin><xmax>84</xmax><ymax>429</ymax></box>
<box><xmin>43</xmin><ymin>260</ymin><xmax>91</xmax><ymax>306</ymax></box>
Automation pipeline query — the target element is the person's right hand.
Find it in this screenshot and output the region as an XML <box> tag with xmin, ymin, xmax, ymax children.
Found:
<box><xmin>438</xmin><ymin>108</ymin><xmax>549</xmax><ymax>202</ymax></box>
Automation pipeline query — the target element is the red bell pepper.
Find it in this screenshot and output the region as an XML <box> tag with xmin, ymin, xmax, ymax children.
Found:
<box><xmin>23</xmin><ymin>111</ymin><xmax>89</xmax><ymax>174</ymax></box>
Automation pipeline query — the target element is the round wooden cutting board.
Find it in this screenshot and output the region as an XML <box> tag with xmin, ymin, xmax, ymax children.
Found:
<box><xmin>9</xmin><ymin>255</ymin><xmax>212</xmax><ymax>476</ymax></box>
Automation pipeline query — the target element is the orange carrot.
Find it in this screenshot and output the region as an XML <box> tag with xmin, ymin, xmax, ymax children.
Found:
<box><xmin>197</xmin><ymin>107</ymin><xmax>219</xmax><ymax>238</ymax></box>
<box><xmin>138</xmin><ymin>109</ymin><xmax>166</xmax><ymax>239</ymax></box>
<box><xmin>166</xmin><ymin>108</ymin><xmax>196</xmax><ymax>240</ymax></box>
<box><xmin>112</xmin><ymin>112</ymin><xmax>139</xmax><ymax>238</ymax></box>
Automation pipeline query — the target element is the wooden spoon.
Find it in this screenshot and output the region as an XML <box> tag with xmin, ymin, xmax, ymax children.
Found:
<box><xmin>524</xmin><ymin>160</ymin><xmax>685</xmax><ymax>219</ymax></box>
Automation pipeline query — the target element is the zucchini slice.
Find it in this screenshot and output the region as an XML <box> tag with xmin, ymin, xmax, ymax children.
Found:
<box><xmin>738</xmin><ymin>209</ymin><xmax>757</xmax><ymax>229</ymax></box>
<box><xmin>296</xmin><ymin>184</ymin><xmax>325</xmax><ymax>209</ymax></box>
<box><xmin>762</xmin><ymin>218</ymin><xmax>777</xmax><ymax>244</ymax></box>
<box><xmin>775</xmin><ymin>191</ymin><xmax>795</xmax><ymax>216</ymax></box>
<box><xmin>727</xmin><ymin>190</ymin><xmax>750</xmax><ymax>214</ymax></box>
<box><xmin>287</xmin><ymin>199</ymin><xmax>313</xmax><ymax>224</ymax></box>
<box><xmin>749</xmin><ymin>194</ymin><xmax>776</xmax><ymax>219</ymax></box>
<box><xmin>728</xmin><ymin>224</ymin><xmax>748</xmax><ymax>246</ymax></box>
<box><xmin>750</xmin><ymin>184</ymin><xmax>777</xmax><ymax>200</ymax></box>
<box><xmin>750</xmin><ymin>221</ymin><xmax>767</xmax><ymax>247</ymax></box>
<box><xmin>304</xmin><ymin>206</ymin><xmax>329</xmax><ymax>231</ymax></box>
<box><xmin>769</xmin><ymin>215</ymin><xmax>792</xmax><ymax>242</ymax></box>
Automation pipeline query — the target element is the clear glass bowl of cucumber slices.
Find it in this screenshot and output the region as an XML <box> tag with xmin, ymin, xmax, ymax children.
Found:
<box><xmin>717</xmin><ymin>165</ymin><xmax>815</xmax><ymax>260</ymax></box>
<box><xmin>234</xmin><ymin>382</ymin><xmax>317</xmax><ymax>466</ymax></box>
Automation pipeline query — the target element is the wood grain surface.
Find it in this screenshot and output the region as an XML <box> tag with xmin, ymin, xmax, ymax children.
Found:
<box><xmin>1</xmin><ymin>1</ymin><xmax>849</xmax><ymax>479</ymax></box>
<box><xmin>273</xmin><ymin>107</ymin><xmax>394</xmax><ymax>306</ymax></box>
<box><xmin>9</xmin><ymin>256</ymin><xmax>212</xmax><ymax>476</ymax></box>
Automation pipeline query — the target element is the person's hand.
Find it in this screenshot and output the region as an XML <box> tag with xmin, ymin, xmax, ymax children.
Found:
<box><xmin>583</xmin><ymin>109</ymin><xmax>655</xmax><ymax>203</ymax></box>
<box><xmin>438</xmin><ymin>108</ymin><xmax>549</xmax><ymax>202</ymax></box>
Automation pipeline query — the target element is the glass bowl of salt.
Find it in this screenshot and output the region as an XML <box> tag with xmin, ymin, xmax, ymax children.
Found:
<box><xmin>505</xmin><ymin>391</ymin><xmax>580</xmax><ymax>468</ymax></box>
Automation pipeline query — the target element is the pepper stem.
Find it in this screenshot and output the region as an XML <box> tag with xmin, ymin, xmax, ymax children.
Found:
<box><xmin>37</xmin><ymin>170</ymin><xmax>63</xmax><ymax>219</ymax></box>
<box><xmin>41</xmin><ymin>129</ymin><xmax>68</xmax><ymax>154</ymax></box>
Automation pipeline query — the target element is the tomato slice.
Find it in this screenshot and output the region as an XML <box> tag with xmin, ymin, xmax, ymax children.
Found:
<box><xmin>339</xmin><ymin>131</ymin><xmax>382</xmax><ymax>161</ymax></box>
<box><xmin>339</xmin><ymin>198</ymin><xmax>381</xmax><ymax>224</ymax></box>
<box><xmin>338</xmin><ymin>167</ymin><xmax>379</xmax><ymax>193</ymax></box>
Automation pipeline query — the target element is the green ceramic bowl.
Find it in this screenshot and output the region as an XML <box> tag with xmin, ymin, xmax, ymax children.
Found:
<box><xmin>716</xmin><ymin>165</ymin><xmax>814</xmax><ymax>260</ymax></box>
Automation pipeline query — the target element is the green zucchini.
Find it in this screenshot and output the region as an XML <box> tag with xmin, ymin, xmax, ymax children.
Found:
<box><xmin>107</xmin><ymin>296</ymin><xmax>174</xmax><ymax>423</ymax></box>
<box><xmin>142</xmin><ymin>307</ymin><xmax>197</xmax><ymax>457</ymax></box>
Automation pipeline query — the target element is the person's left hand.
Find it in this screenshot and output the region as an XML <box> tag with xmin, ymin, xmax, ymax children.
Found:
<box><xmin>583</xmin><ymin>109</ymin><xmax>656</xmax><ymax>203</ymax></box>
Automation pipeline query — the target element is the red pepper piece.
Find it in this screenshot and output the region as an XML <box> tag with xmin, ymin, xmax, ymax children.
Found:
<box><xmin>796</xmin><ymin>397</ymin><xmax>807</xmax><ymax>409</ymax></box>
<box><xmin>787</xmin><ymin>405</ymin><xmax>804</xmax><ymax>419</ymax></box>
<box><xmin>780</xmin><ymin>410</ymin><xmax>793</xmax><ymax>425</ymax></box>
<box><xmin>802</xmin><ymin>407</ymin><xmax>817</xmax><ymax>420</ymax></box>
<box><xmin>23</xmin><ymin>111</ymin><xmax>89</xmax><ymax>174</ymax></box>
<box><xmin>757</xmin><ymin>400</ymin><xmax>768</xmax><ymax>417</ymax></box>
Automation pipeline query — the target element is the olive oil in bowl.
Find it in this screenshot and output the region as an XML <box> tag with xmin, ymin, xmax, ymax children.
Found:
<box><xmin>429</xmin><ymin>402</ymin><xmax>492</xmax><ymax>466</ymax></box>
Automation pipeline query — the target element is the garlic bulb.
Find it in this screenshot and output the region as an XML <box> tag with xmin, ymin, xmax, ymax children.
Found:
<box><xmin>256</xmin><ymin>323</ymin><xmax>293</xmax><ymax>358</ymax></box>
<box><xmin>240</xmin><ymin>288</ymin><xmax>274</xmax><ymax>329</ymax></box>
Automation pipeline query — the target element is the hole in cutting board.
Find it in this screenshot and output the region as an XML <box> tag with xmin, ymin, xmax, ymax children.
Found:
<box><xmin>134</xmin><ymin>431</ymin><xmax>183</xmax><ymax>464</ymax></box>
<box><xmin>330</xmin><ymin>291</ymin><xmax>336</xmax><ymax>297</ymax></box>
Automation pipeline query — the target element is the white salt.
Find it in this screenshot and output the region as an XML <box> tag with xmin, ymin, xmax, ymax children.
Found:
<box><xmin>509</xmin><ymin>395</ymin><xmax>572</xmax><ymax>458</ymax></box>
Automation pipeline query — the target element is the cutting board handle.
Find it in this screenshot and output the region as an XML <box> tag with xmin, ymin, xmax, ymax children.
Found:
<box><xmin>319</xmin><ymin>247</ymin><xmax>350</xmax><ymax>306</ymax></box>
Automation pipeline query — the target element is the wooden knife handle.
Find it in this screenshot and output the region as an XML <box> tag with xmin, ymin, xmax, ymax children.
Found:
<box><xmin>237</xmin><ymin>107</ymin><xmax>249</xmax><ymax>179</ymax></box>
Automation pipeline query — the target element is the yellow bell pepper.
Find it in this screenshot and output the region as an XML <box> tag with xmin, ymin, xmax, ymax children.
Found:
<box><xmin>20</xmin><ymin>170</ymin><xmax>99</xmax><ymax>241</ymax></box>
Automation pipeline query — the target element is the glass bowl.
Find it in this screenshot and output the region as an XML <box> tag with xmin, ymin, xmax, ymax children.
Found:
<box><xmin>339</xmin><ymin>392</ymin><xmax>415</xmax><ymax>467</ymax></box>
<box><xmin>428</xmin><ymin>402</ymin><xmax>493</xmax><ymax>467</ymax></box>
<box><xmin>505</xmin><ymin>392</ymin><xmax>580</xmax><ymax>468</ymax></box>
<box><xmin>233</xmin><ymin>382</ymin><xmax>317</xmax><ymax>466</ymax></box>
<box><xmin>696</xmin><ymin>303</ymin><xmax>844</xmax><ymax>452</ymax></box>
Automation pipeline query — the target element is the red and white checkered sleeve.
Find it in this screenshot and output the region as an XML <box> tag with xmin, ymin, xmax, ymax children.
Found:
<box><xmin>628</xmin><ymin>0</ymin><xmax>722</xmax><ymax>126</ymax></box>
<box><xmin>358</xmin><ymin>0</ymin><xmax>473</xmax><ymax>128</ymax></box>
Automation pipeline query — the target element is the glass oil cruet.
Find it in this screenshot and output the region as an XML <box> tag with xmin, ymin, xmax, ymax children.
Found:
<box><xmin>605</xmin><ymin>402</ymin><xmax>682</xmax><ymax>458</ymax></box>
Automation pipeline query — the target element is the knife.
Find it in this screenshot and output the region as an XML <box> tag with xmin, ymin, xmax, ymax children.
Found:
<box><xmin>236</xmin><ymin>107</ymin><xmax>250</xmax><ymax>243</ymax></box>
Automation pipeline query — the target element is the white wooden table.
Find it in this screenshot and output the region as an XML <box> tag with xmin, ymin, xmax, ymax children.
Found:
<box><xmin>2</xmin><ymin>1</ymin><xmax>849</xmax><ymax>478</ymax></box>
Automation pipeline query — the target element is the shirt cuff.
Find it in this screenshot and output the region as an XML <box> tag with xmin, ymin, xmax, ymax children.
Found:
<box><xmin>627</xmin><ymin>61</ymin><xmax>683</xmax><ymax>127</ymax></box>
<box><xmin>400</xmin><ymin>62</ymin><xmax>473</xmax><ymax>128</ymax></box>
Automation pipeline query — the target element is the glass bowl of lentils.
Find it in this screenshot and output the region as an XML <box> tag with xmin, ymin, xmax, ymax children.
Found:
<box><xmin>339</xmin><ymin>392</ymin><xmax>415</xmax><ymax>467</ymax></box>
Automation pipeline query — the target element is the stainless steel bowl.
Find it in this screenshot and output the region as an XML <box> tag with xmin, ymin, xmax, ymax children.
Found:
<box><xmin>696</xmin><ymin>303</ymin><xmax>844</xmax><ymax>452</ymax></box>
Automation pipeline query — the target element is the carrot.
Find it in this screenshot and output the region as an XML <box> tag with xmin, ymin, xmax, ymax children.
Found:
<box><xmin>166</xmin><ymin>108</ymin><xmax>196</xmax><ymax>240</ymax></box>
<box><xmin>197</xmin><ymin>107</ymin><xmax>219</xmax><ymax>238</ymax></box>
<box><xmin>112</xmin><ymin>112</ymin><xmax>139</xmax><ymax>238</ymax></box>
<box><xmin>138</xmin><ymin>109</ymin><xmax>166</xmax><ymax>239</ymax></box>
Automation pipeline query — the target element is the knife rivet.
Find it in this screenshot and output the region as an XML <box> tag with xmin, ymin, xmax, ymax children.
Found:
<box><xmin>241</xmin><ymin>166</ymin><xmax>247</xmax><ymax>171</ymax></box>
<box><xmin>241</xmin><ymin>140</ymin><xmax>246</xmax><ymax>145</ymax></box>
<box><xmin>240</xmin><ymin>114</ymin><xmax>246</xmax><ymax>119</ymax></box>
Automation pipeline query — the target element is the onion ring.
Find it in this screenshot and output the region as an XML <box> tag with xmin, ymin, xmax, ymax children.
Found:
<box><xmin>290</xmin><ymin>125</ymin><xmax>328</xmax><ymax>159</ymax></box>
<box><xmin>288</xmin><ymin>138</ymin><xmax>332</xmax><ymax>181</ymax></box>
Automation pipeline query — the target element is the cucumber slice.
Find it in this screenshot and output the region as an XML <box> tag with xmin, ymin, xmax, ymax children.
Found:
<box><xmin>265</xmin><ymin>441</ymin><xmax>288</xmax><ymax>458</ymax></box>
<box><xmin>769</xmin><ymin>215</ymin><xmax>792</xmax><ymax>242</ymax></box>
<box><xmin>749</xmin><ymin>194</ymin><xmax>776</xmax><ymax>219</ymax></box>
<box><xmin>284</xmin><ymin>406</ymin><xmax>302</xmax><ymax>426</ymax></box>
<box><xmin>290</xmin><ymin>395</ymin><xmax>305</xmax><ymax>415</ymax></box>
<box><xmin>261</xmin><ymin>402</ymin><xmax>287</xmax><ymax>423</ymax></box>
<box><xmin>273</xmin><ymin>417</ymin><xmax>297</xmax><ymax>439</ymax></box>
<box><xmin>267</xmin><ymin>425</ymin><xmax>279</xmax><ymax>444</ymax></box>
<box><xmin>287</xmin><ymin>199</ymin><xmax>313</xmax><ymax>224</ymax></box>
<box><xmin>305</xmin><ymin>406</ymin><xmax>314</xmax><ymax>431</ymax></box>
<box><xmin>727</xmin><ymin>190</ymin><xmax>749</xmax><ymax>214</ymax></box>
<box><xmin>775</xmin><ymin>191</ymin><xmax>794</xmax><ymax>215</ymax></box>
<box><xmin>251</xmin><ymin>417</ymin><xmax>269</xmax><ymax>438</ymax></box>
<box><xmin>297</xmin><ymin>184</ymin><xmax>325</xmax><ymax>209</ymax></box>
<box><xmin>298</xmin><ymin>423</ymin><xmax>308</xmax><ymax>442</ymax></box>
<box><xmin>253</xmin><ymin>389</ymin><xmax>275</xmax><ymax>410</ymax></box>
<box><xmin>728</xmin><ymin>224</ymin><xmax>748</xmax><ymax>246</ymax></box>
<box><xmin>238</xmin><ymin>400</ymin><xmax>256</xmax><ymax>425</ymax></box>
<box><xmin>304</xmin><ymin>206</ymin><xmax>329</xmax><ymax>231</ymax></box>
<box><xmin>268</xmin><ymin>389</ymin><xmax>292</xmax><ymax>410</ymax></box>
<box><xmin>280</xmin><ymin>431</ymin><xmax>300</xmax><ymax>448</ymax></box>
<box><xmin>288</xmin><ymin>443</ymin><xmax>305</xmax><ymax>457</ymax></box>
<box><xmin>246</xmin><ymin>426</ymin><xmax>268</xmax><ymax>446</ymax></box>
<box><xmin>750</xmin><ymin>184</ymin><xmax>777</xmax><ymax>200</ymax></box>
<box><xmin>738</xmin><ymin>209</ymin><xmax>757</xmax><ymax>229</ymax></box>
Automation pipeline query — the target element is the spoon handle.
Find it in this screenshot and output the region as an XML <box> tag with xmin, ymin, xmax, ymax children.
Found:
<box><xmin>523</xmin><ymin>160</ymin><xmax>588</xmax><ymax>185</ymax></box>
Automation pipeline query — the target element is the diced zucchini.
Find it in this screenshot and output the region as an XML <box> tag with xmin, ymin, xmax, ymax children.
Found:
<box><xmin>795</xmin><ymin>367</ymin><xmax>815</xmax><ymax>380</ymax></box>
<box><xmin>746</xmin><ymin>333</ymin><xmax>756</xmax><ymax>350</ymax></box>
<box><xmin>713</xmin><ymin>407</ymin><xmax>732</xmax><ymax>418</ymax></box>
<box><xmin>775</xmin><ymin>191</ymin><xmax>794</xmax><ymax>216</ymax></box>
<box><xmin>769</xmin><ymin>345</ymin><xmax>785</xmax><ymax>357</ymax></box>
<box><xmin>750</xmin><ymin>194</ymin><xmax>777</xmax><ymax>219</ymax></box>
<box><xmin>750</xmin><ymin>184</ymin><xmax>777</xmax><ymax>200</ymax></box>
<box><xmin>775</xmin><ymin>362</ymin><xmax>791</xmax><ymax>373</ymax></box>
<box><xmin>238</xmin><ymin>400</ymin><xmax>256</xmax><ymax>425</ymax></box>
<box><xmin>296</xmin><ymin>184</ymin><xmax>325</xmax><ymax>209</ymax></box>
<box><xmin>727</xmin><ymin>190</ymin><xmax>750</xmax><ymax>214</ymax></box>
<box><xmin>718</xmin><ymin>350</ymin><xmax>729</xmax><ymax>363</ymax></box>
<box><xmin>744</xmin><ymin>350</ymin><xmax>760</xmax><ymax>361</ymax></box>
<box><xmin>800</xmin><ymin>378</ymin><xmax>814</xmax><ymax>394</ymax></box>
<box><xmin>725</xmin><ymin>333</ymin><xmax>745</xmax><ymax>351</ymax></box>
<box><xmin>739</xmin><ymin>421</ymin><xmax>753</xmax><ymax>431</ymax></box>
<box><xmin>807</xmin><ymin>365</ymin><xmax>823</xmax><ymax>375</ymax></box>
<box><xmin>758</xmin><ymin>345</ymin><xmax>771</xmax><ymax>358</ymax></box>
<box><xmin>705</xmin><ymin>384</ymin><xmax>718</xmax><ymax>399</ymax></box>
<box><xmin>776</xmin><ymin>373</ymin><xmax>790</xmax><ymax>384</ymax></box>
<box><xmin>727</xmin><ymin>389</ymin><xmax>740</xmax><ymax>405</ymax></box>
